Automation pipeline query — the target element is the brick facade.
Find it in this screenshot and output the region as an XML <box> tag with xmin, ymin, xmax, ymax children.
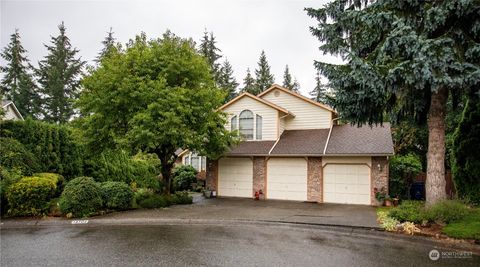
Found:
<box><xmin>371</xmin><ymin>156</ymin><xmax>389</xmax><ymax>206</ymax></box>
<box><xmin>252</xmin><ymin>157</ymin><xmax>267</xmax><ymax>199</ymax></box>
<box><xmin>307</xmin><ymin>157</ymin><xmax>322</xmax><ymax>202</ymax></box>
<box><xmin>206</xmin><ymin>159</ymin><xmax>218</xmax><ymax>191</ymax></box>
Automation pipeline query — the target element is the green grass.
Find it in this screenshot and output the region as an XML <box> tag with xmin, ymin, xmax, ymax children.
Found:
<box><xmin>443</xmin><ymin>209</ymin><xmax>480</xmax><ymax>240</ymax></box>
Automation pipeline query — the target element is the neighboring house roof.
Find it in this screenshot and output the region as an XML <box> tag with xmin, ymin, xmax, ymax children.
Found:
<box><xmin>224</xmin><ymin>123</ymin><xmax>394</xmax><ymax>157</ymax></box>
<box><xmin>218</xmin><ymin>92</ymin><xmax>295</xmax><ymax>117</ymax></box>
<box><xmin>1</xmin><ymin>100</ymin><xmax>24</xmax><ymax>120</ymax></box>
<box><xmin>325</xmin><ymin>123</ymin><xmax>394</xmax><ymax>156</ymax></box>
<box><xmin>257</xmin><ymin>84</ymin><xmax>337</xmax><ymax>114</ymax></box>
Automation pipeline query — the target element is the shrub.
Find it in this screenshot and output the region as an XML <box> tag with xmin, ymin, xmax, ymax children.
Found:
<box><xmin>0</xmin><ymin>137</ymin><xmax>40</xmax><ymax>175</ymax></box>
<box><xmin>138</xmin><ymin>194</ymin><xmax>168</xmax><ymax>209</ymax></box>
<box><xmin>0</xmin><ymin>118</ymin><xmax>83</xmax><ymax>179</ymax></box>
<box><xmin>442</xmin><ymin>209</ymin><xmax>480</xmax><ymax>240</ymax></box>
<box><xmin>426</xmin><ymin>200</ymin><xmax>470</xmax><ymax>223</ymax></box>
<box><xmin>6</xmin><ymin>176</ymin><xmax>56</xmax><ymax>216</ymax></box>
<box><xmin>0</xmin><ymin>167</ymin><xmax>23</xmax><ymax>215</ymax></box>
<box><xmin>389</xmin><ymin>200</ymin><xmax>429</xmax><ymax>223</ymax></box>
<box><xmin>34</xmin><ymin>173</ymin><xmax>64</xmax><ymax>196</ymax></box>
<box><xmin>174</xmin><ymin>191</ymin><xmax>193</xmax><ymax>205</ymax></box>
<box><xmin>382</xmin><ymin>217</ymin><xmax>399</xmax><ymax>232</ymax></box>
<box><xmin>451</xmin><ymin>94</ymin><xmax>480</xmax><ymax>204</ymax></box>
<box><xmin>172</xmin><ymin>165</ymin><xmax>197</xmax><ymax>192</ymax></box>
<box><xmin>59</xmin><ymin>177</ymin><xmax>102</xmax><ymax>217</ymax></box>
<box><xmin>389</xmin><ymin>154</ymin><xmax>422</xmax><ymax>199</ymax></box>
<box><xmin>99</xmin><ymin>181</ymin><xmax>134</xmax><ymax>210</ymax></box>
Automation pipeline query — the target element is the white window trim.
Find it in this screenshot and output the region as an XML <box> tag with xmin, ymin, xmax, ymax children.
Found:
<box><xmin>234</xmin><ymin>110</ymin><xmax>262</xmax><ymax>141</ymax></box>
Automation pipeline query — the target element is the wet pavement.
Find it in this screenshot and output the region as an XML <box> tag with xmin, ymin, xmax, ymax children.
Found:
<box><xmin>1</xmin><ymin>224</ymin><xmax>478</xmax><ymax>267</ymax></box>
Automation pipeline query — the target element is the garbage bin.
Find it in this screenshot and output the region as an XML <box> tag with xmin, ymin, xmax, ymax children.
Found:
<box><xmin>410</xmin><ymin>182</ymin><xmax>425</xmax><ymax>200</ymax></box>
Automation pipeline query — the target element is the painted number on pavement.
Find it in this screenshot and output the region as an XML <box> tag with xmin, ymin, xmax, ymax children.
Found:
<box><xmin>71</xmin><ymin>220</ymin><xmax>89</xmax><ymax>224</ymax></box>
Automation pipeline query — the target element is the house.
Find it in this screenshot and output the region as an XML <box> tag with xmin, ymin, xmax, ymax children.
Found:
<box><xmin>182</xmin><ymin>84</ymin><xmax>394</xmax><ymax>205</ymax></box>
<box><xmin>1</xmin><ymin>100</ymin><xmax>24</xmax><ymax>121</ymax></box>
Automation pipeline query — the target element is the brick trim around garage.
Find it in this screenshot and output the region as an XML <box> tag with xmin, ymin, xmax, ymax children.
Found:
<box><xmin>253</xmin><ymin>157</ymin><xmax>267</xmax><ymax>199</ymax></box>
<box><xmin>307</xmin><ymin>157</ymin><xmax>322</xmax><ymax>203</ymax></box>
<box><xmin>371</xmin><ymin>156</ymin><xmax>389</xmax><ymax>206</ymax></box>
<box><xmin>206</xmin><ymin>158</ymin><xmax>218</xmax><ymax>191</ymax></box>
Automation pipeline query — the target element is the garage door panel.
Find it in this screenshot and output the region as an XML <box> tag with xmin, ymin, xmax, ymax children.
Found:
<box><xmin>218</xmin><ymin>158</ymin><xmax>253</xmax><ymax>198</ymax></box>
<box><xmin>267</xmin><ymin>158</ymin><xmax>307</xmax><ymax>201</ymax></box>
<box><xmin>323</xmin><ymin>164</ymin><xmax>371</xmax><ymax>205</ymax></box>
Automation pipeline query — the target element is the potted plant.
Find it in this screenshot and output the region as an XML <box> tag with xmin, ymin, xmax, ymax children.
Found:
<box><xmin>374</xmin><ymin>187</ymin><xmax>387</xmax><ymax>205</ymax></box>
<box><xmin>392</xmin><ymin>196</ymin><xmax>399</xmax><ymax>207</ymax></box>
<box><xmin>203</xmin><ymin>188</ymin><xmax>212</xmax><ymax>198</ymax></box>
<box><xmin>384</xmin><ymin>195</ymin><xmax>393</xmax><ymax>207</ymax></box>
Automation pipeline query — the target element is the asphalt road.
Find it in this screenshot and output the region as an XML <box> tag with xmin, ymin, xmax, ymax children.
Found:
<box><xmin>1</xmin><ymin>224</ymin><xmax>478</xmax><ymax>267</ymax></box>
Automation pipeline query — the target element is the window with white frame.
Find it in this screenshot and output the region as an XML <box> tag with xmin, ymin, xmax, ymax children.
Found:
<box><xmin>231</xmin><ymin>115</ymin><xmax>238</xmax><ymax>131</ymax></box>
<box><xmin>239</xmin><ymin>110</ymin><xmax>254</xmax><ymax>140</ymax></box>
<box><xmin>256</xmin><ymin>114</ymin><xmax>262</xmax><ymax>140</ymax></box>
<box><xmin>183</xmin><ymin>152</ymin><xmax>206</xmax><ymax>172</ymax></box>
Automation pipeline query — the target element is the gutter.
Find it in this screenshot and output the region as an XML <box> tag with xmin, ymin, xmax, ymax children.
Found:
<box><xmin>323</xmin><ymin>118</ymin><xmax>339</xmax><ymax>155</ymax></box>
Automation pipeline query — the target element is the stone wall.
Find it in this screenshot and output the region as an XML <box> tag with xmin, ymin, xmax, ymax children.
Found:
<box><xmin>307</xmin><ymin>157</ymin><xmax>322</xmax><ymax>202</ymax></box>
<box><xmin>253</xmin><ymin>157</ymin><xmax>267</xmax><ymax>199</ymax></box>
<box><xmin>206</xmin><ymin>159</ymin><xmax>218</xmax><ymax>191</ymax></box>
<box><xmin>371</xmin><ymin>156</ymin><xmax>389</xmax><ymax>205</ymax></box>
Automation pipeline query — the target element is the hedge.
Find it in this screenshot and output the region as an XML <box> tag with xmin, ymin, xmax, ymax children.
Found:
<box><xmin>6</xmin><ymin>176</ymin><xmax>56</xmax><ymax>216</ymax></box>
<box><xmin>99</xmin><ymin>181</ymin><xmax>134</xmax><ymax>210</ymax></box>
<box><xmin>59</xmin><ymin>177</ymin><xmax>102</xmax><ymax>217</ymax></box>
<box><xmin>34</xmin><ymin>173</ymin><xmax>64</xmax><ymax>196</ymax></box>
<box><xmin>0</xmin><ymin>137</ymin><xmax>40</xmax><ymax>175</ymax></box>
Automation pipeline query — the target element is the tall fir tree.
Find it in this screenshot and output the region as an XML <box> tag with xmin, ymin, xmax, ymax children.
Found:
<box><xmin>199</xmin><ymin>30</ymin><xmax>222</xmax><ymax>83</ymax></box>
<box><xmin>242</xmin><ymin>68</ymin><xmax>257</xmax><ymax>95</ymax></box>
<box><xmin>282</xmin><ymin>65</ymin><xmax>294</xmax><ymax>89</ymax></box>
<box><xmin>0</xmin><ymin>29</ymin><xmax>40</xmax><ymax>117</ymax></box>
<box><xmin>254</xmin><ymin>50</ymin><xmax>275</xmax><ymax>92</ymax></box>
<box><xmin>291</xmin><ymin>78</ymin><xmax>300</xmax><ymax>93</ymax></box>
<box><xmin>96</xmin><ymin>27</ymin><xmax>117</xmax><ymax>62</ymax></box>
<box><xmin>218</xmin><ymin>59</ymin><xmax>239</xmax><ymax>102</ymax></box>
<box><xmin>310</xmin><ymin>71</ymin><xmax>328</xmax><ymax>103</ymax></box>
<box><xmin>36</xmin><ymin>22</ymin><xmax>85</xmax><ymax>123</ymax></box>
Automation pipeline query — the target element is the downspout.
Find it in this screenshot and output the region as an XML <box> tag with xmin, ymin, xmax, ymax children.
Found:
<box><xmin>323</xmin><ymin>117</ymin><xmax>339</xmax><ymax>155</ymax></box>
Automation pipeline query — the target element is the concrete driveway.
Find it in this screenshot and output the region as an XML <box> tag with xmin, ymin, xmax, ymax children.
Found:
<box><xmin>99</xmin><ymin>196</ymin><xmax>379</xmax><ymax>228</ymax></box>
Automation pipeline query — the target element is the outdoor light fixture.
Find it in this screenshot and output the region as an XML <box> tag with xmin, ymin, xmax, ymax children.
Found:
<box><xmin>377</xmin><ymin>163</ymin><xmax>383</xmax><ymax>172</ymax></box>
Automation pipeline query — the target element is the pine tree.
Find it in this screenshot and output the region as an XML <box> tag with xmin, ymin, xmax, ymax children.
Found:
<box><xmin>0</xmin><ymin>29</ymin><xmax>40</xmax><ymax>117</ymax></box>
<box><xmin>36</xmin><ymin>22</ymin><xmax>85</xmax><ymax>123</ymax></box>
<box><xmin>291</xmin><ymin>78</ymin><xmax>300</xmax><ymax>93</ymax></box>
<box><xmin>282</xmin><ymin>65</ymin><xmax>294</xmax><ymax>89</ymax></box>
<box><xmin>254</xmin><ymin>50</ymin><xmax>275</xmax><ymax>92</ymax></box>
<box><xmin>218</xmin><ymin>59</ymin><xmax>239</xmax><ymax>102</ymax></box>
<box><xmin>242</xmin><ymin>68</ymin><xmax>257</xmax><ymax>95</ymax></box>
<box><xmin>310</xmin><ymin>71</ymin><xmax>328</xmax><ymax>103</ymax></box>
<box><xmin>199</xmin><ymin>30</ymin><xmax>222</xmax><ymax>83</ymax></box>
<box><xmin>96</xmin><ymin>27</ymin><xmax>117</xmax><ymax>62</ymax></box>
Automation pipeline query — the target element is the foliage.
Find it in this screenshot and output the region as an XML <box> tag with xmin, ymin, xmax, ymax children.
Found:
<box><xmin>382</xmin><ymin>217</ymin><xmax>399</xmax><ymax>232</ymax></box>
<box><xmin>389</xmin><ymin>154</ymin><xmax>422</xmax><ymax>199</ymax></box>
<box><xmin>402</xmin><ymin>221</ymin><xmax>420</xmax><ymax>235</ymax></box>
<box><xmin>426</xmin><ymin>200</ymin><xmax>470</xmax><ymax>224</ymax></box>
<box><xmin>306</xmin><ymin>0</ymin><xmax>480</xmax><ymax>205</ymax></box>
<box><xmin>78</xmin><ymin>31</ymin><xmax>237</xmax><ymax>193</ymax></box>
<box><xmin>0</xmin><ymin>137</ymin><xmax>40</xmax><ymax>175</ymax></box>
<box><xmin>452</xmin><ymin>93</ymin><xmax>480</xmax><ymax>204</ymax></box>
<box><xmin>34</xmin><ymin>173</ymin><xmax>64</xmax><ymax>196</ymax></box>
<box><xmin>0</xmin><ymin>29</ymin><xmax>40</xmax><ymax>117</ymax></box>
<box><xmin>6</xmin><ymin>176</ymin><xmax>56</xmax><ymax>216</ymax></box>
<box><xmin>391</xmin><ymin>121</ymin><xmax>428</xmax><ymax>168</ymax></box>
<box><xmin>309</xmin><ymin>71</ymin><xmax>329</xmax><ymax>105</ymax></box>
<box><xmin>35</xmin><ymin>22</ymin><xmax>85</xmax><ymax>123</ymax></box>
<box><xmin>0</xmin><ymin>167</ymin><xmax>23</xmax><ymax>213</ymax></box>
<box><xmin>242</xmin><ymin>68</ymin><xmax>256</xmax><ymax>94</ymax></box>
<box><xmin>0</xmin><ymin>118</ymin><xmax>83</xmax><ymax>178</ymax></box>
<box><xmin>96</xmin><ymin>27</ymin><xmax>120</xmax><ymax>62</ymax></box>
<box><xmin>374</xmin><ymin>187</ymin><xmax>388</xmax><ymax>202</ymax></box>
<box><xmin>199</xmin><ymin>30</ymin><xmax>222</xmax><ymax>83</ymax></box>
<box><xmin>442</xmin><ymin>209</ymin><xmax>480</xmax><ymax>240</ymax></box>
<box><xmin>99</xmin><ymin>181</ymin><xmax>133</xmax><ymax>210</ymax></box>
<box><xmin>59</xmin><ymin>177</ymin><xmax>102</xmax><ymax>217</ymax></box>
<box><xmin>218</xmin><ymin>59</ymin><xmax>238</xmax><ymax>102</ymax></box>
<box><xmin>137</xmin><ymin>194</ymin><xmax>168</xmax><ymax>209</ymax></box>
<box><xmin>254</xmin><ymin>50</ymin><xmax>275</xmax><ymax>93</ymax></box>
<box><xmin>133</xmin><ymin>188</ymin><xmax>155</xmax><ymax>208</ymax></box>
<box><xmin>389</xmin><ymin>201</ymin><xmax>429</xmax><ymax>223</ymax></box>
<box><xmin>173</xmin><ymin>191</ymin><xmax>193</xmax><ymax>205</ymax></box>
<box><xmin>282</xmin><ymin>65</ymin><xmax>299</xmax><ymax>93</ymax></box>
<box><xmin>172</xmin><ymin>165</ymin><xmax>197</xmax><ymax>192</ymax></box>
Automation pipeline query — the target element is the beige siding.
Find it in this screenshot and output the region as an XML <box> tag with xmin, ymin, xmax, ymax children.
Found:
<box><xmin>3</xmin><ymin>105</ymin><xmax>22</xmax><ymax>121</ymax></box>
<box><xmin>261</xmin><ymin>89</ymin><xmax>332</xmax><ymax>129</ymax></box>
<box><xmin>278</xmin><ymin>116</ymin><xmax>285</xmax><ymax>136</ymax></box>
<box><xmin>223</xmin><ymin>96</ymin><xmax>278</xmax><ymax>140</ymax></box>
<box><xmin>322</xmin><ymin>157</ymin><xmax>372</xmax><ymax>167</ymax></box>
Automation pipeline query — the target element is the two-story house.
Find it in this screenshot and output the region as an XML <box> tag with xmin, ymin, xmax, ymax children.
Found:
<box><xmin>182</xmin><ymin>84</ymin><xmax>394</xmax><ymax>205</ymax></box>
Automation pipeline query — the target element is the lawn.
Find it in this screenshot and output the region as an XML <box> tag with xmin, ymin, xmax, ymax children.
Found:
<box><xmin>442</xmin><ymin>209</ymin><xmax>480</xmax><ymax>240</ymax></box>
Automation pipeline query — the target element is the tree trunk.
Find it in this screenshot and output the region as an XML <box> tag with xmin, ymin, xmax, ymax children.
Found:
<box><xmin>425</xmin><ymin>87</ymin><xmax>448</xmax><ymax>206</ymax></box>
<box><xmin>160</xmin><ymin>160</ymin><xmax>174</xmax><ymax>194</ymax></box>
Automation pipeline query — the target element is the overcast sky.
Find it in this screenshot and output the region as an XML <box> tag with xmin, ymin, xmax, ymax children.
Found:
<box><xmin>1</xmin><ymin>0</ymin><xmax>340</xmax><ymax>96</ymax></box>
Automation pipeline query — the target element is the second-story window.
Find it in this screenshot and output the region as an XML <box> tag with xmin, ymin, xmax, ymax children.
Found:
<box><xmin>239</xmin><ymin>110</ymin><xmax>254</xmax><ymax>140</ymax></box>
<box><xmin>256</xmin><ymin>114</ymin><xmax>262</xmax><ymax>140</ymax></box>
<box><xmin>231</xmin><ymin>115</ymin><xmax>237</xmax><ymax>131</ymax></box>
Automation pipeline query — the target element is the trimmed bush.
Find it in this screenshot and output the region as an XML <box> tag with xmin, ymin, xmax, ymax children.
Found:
<box><xmin>0</xmin><ymin>167</ymin><xmax>23</xmax><ymax>215</ymax></box>
<box><xmin>172</xmin><ymin>165</ymin><xmax>197</xmax><ymax>192</ymax></box>
<box><xmin>389</xmin><ymin>200</ymin><xmax>429</xmax><ymax>223</ymax></box>
<box><xmin>100</xmin><ymin>181</ymin><xmax>134</xmax><ymax>210</ymax></box>
<box><xmin>426</xmin><ymin>200</ymin><xmax>470</xmax><ymax>223</ymax></box>
<box><xmin>34</xmin><ymin>173</ymin><xmax>64</xmax><ymax>196</ymax></box>
<box><xmin>389</xmin><ymin>154</ymin><xmax>422</xmax><ymax>199</ymax></box>
<box><xmin>174</xmin><ymin>191</ymin><xmax>193</xmax><ymax>205</ymax></box>
<box><xmin>138</xmin><ymin>194</ymin><xmax>168</xmax><ymax>209</ymax></box>
<box><xmin>6</xmin><ymin>176</ymin><xmax>56</xmax><ymax>216</ymax></box>
<box><xmin>59</xmin><ymin>177</ymin><xmax>102</xmax><ymax>217</ymax></box>
<box><xmin>0</xmin><ymin>137</ymin><xmax>40</xmax><ymax>175</ymax></box>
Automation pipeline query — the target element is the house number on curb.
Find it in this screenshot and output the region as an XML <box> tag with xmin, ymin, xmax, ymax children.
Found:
<box><xmin>71</xmin><ymin>220</ymin><xmax>89</xmax><ymax>224</ymax></box>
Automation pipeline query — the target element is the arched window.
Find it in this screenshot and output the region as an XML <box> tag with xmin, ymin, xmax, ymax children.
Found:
<box><xmin>231</xmin><ymin>115</ymin><xmax>238</xmax><ymax>131</ymax></box>
<box><xmin>239</xmin><ymin>110</ymin><xmax>254</xmax><ymax>140</ymax></box>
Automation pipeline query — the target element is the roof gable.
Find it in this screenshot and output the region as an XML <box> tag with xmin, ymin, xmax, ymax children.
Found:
<box><xmin>257</xmin><ymin>84</ymin><xmax>336</xmax><ymax>114</ymax></box>
<box><xmin>218</xmin><ymin>92</ymin><xmax>294</xmax><ymax>116</ymax></box>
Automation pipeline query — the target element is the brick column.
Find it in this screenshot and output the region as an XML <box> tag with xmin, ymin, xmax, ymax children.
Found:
<box><xmin>307</xmin><ymin>157</ymin><xmax>322</xmax><ymax>202</ymax></box>
<box><xmin>253</xmin><ymin>157</ymin><xmax>266</xmax><ymax>199</ymax></box>
<box><xmin>206</xmin><ymin>158</ymin><xmax>218</xmax><ymax>191</ymax></box>
<box><xmin>371</xmin><ymin>156</ymin><xmax>389</xmax><ymax>206</ymax></box>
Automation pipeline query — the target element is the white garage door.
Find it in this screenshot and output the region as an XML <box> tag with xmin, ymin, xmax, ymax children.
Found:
<box><xmin>323</xmin><ymin>164</ymin><xmax>370</xmax><ymax>205</ymax></box>
<box><xmin>267</xmin><ymin>158</ymin><xmax>307</xmax><ymax>201</ymax></box>
<box><xmin>218</xmin><ymin>157</ymin><xmax>253</xmax><ymax>198</ymax></box>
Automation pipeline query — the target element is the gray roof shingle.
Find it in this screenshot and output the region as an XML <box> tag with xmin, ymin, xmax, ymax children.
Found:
<box><xmin>270</xmin><ymin>129</ymin><xmax>329</xmax><ymax>155</ymax></box>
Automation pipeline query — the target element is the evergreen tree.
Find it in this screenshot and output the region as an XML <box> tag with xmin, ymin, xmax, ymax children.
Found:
<box><xmin>218</xmin><ymin>59</ymin><xmax>239</xmax><ymax>102</ymax></box>
<box><xmin>282</xmin><ymin>65</ymin><xmax>294</xmax><ymax>90</ymax></box>
<box><xmin>199</xmin><ymin>30</ymin><xmax>222</xmax><ymax>83</ymax></box>
<box><xmin>254</xmin><ymin>50</ymin><xmax>275</xmax><ymax>92</ymax></box>
<box><xmin>307</xmin><ymin>0</ymin><xmax>480</xmax><ymax>204</ymax></box>
<box><xmin>310</xmin><ymin>71</ymin><xmax>328</xmax><ymax>103</ymax></box>
<box><xmin>36</xmin><ymin>22</ymin><xmax>85</xmax><ymax>123</ymax></box>
<box><xmin>291</xmin><ymin>78</ymin><xmax>300</xmax><ymax>93</ymax></box>
<box><xmin>96</xmin><ymin>27</ymin><xmax>117</xmax><ymax>62</ymax></box>
<box><xmin>242</xmin><ymin>68</ymin><xmax>257</xmax><ymax>95</ymax></box>
<box><xmin>0</xmin><ymin>29</ymin><xmax>40</xmax><ymax>117</ymax></box>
